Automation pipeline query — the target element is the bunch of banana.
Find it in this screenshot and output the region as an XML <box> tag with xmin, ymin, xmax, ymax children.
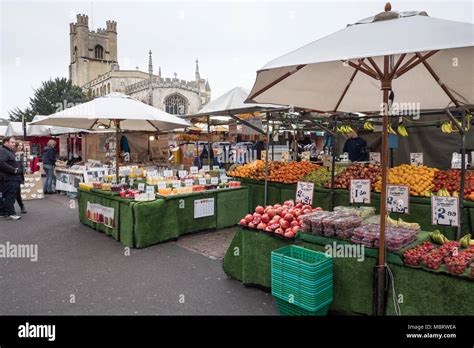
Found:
<box><xmin>436</xmin><ymin>188</ymin><xmax>451</xmax><ymax>197</ymax></box>
<box><xmin>387</xmin><ymin>215</ymin><xmax>399</xmax><ymax>226</ymax></box>
<box><xmin>452</xmin><ymin>191</ymin><xmax>459</xmax><ymax>197</ymax></box>
<box><xmin>388</xmin><ymin>124</ymin><xmax>397</xmax><ymax>135</ymax></box>
<box><xmin>363</xmin><ymin>121</ymin><xmax>375</xmax><ymax>131</ymax></box>
<box><xmin>430</xmin><ymin>230</ymin><xmax>449</xmax><ymax>245</ymax></box>
<box><xmin>441</xmin><ymin>121</ymin><xmax>453</xmax><ymax>134</ymax></box>
<box><xmin>459</xmin><ymin>233</ymin><xmax>472</xmax><ymax>248</ymax></box>
<box><xmin>398</xmin><ymin>218</ymin><xmax>420</xmax><ymax>230</ymax></box>
<box><xmin>422</xmin><ymin>190</ymin><xmax>433</xmax><ymax>197</ymax></box>
<box><xmin>337</xmin><ymin>125</ymin><xmax>354</xmax><ymax>134</ymax></box>
<box><xmin>397</xmin><ymin>124</ymin><xmax>408</xmax><ymax>137</ymax></box>
<box><xmin>465</xmin><ymin>114</ymin><xmax>472</xmax><ymax>132</ymax></box>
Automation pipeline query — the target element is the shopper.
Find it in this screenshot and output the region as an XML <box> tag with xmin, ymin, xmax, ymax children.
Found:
<box><xmin>15</xmin><ymin>141</ymin><xmax>26</xmax><ymax>213</ymax></box>
<box><xmin>0</xmin><ymin>136</ymin><xmax>22</xmax><ymax>220</ymax></box>
<box><xmin>42</xmin><ymin>139</ymin><xmax>57</xmax><ymax>194</ymax></box>
<box><xmin>254</xmin><ymin>135</ymin><xmax>267</xmax><ymax>160</ymax></box>
<box><xmin>343</xmin><ymin>130</ymin><xmax>368</xmax><ymax>162</ymax></box>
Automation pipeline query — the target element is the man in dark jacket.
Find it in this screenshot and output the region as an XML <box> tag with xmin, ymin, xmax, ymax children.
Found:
<box><xmin>0</xmin><ymin>136</ymin><xmax>22</xmax><ymax>220</ymax></box>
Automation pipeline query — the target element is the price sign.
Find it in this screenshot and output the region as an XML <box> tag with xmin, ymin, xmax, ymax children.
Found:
<box><xmin>178</xmin><ymin>170</ymin><xmax>187</xmax><ymax>178</ymax></box>
<box><xmin>431</xmin><ymin>196</ymin><xmax>459</xmax><ymax>227</ymax></box>
<box><xmin>220</xmin><ymin>176</ymin><xmax>228</xmax><ymax>183</ymax></box>
<box><xmin>281</xmin><ymin>151</ymin><xmax>290</xmax><ymax>162</ymax></box>
<box><xmin>202</xmin><ymin>165</ymin><xmax>210</xmax><ymax>172</ymax></box>
<box><xmin>322</xmin><ymin>155</ymin><xmax>333</xmax><ymax>168</ymax></box>
<box><xmin>185</xmin><ymin>179</ymin><xmax>194</xmax><ymax>187</ymax></box>
<box><xmin>213</xmin><ymin>165</ymin><xmax>220</xmax><ymax>171</ymax></box>
<box><xmin>295</xmin><ymin>181</ymin><xmax>314</xmax><ymax>205</ymax></box>
<box><xmin>146</xmin><ymin>185</ymin><xmax>155</xmax><ymax>195</ymax></box>
<box><xmin>387</xmin><ymin>185</ymin><xmax>409</xmax><ymax>214</ymax></box>
<box><xmin>198</xmin><ymin>178</ymin><xmax>207</xmax><ymax>185</ymax></box>
<box><xmin>138</xmin><ymin>183</ymin><xmax>145</xmax><ymax>192</ymax></box>
<box><xmin>451</xmin><ymin>153</ymin><xmax>468</xmax><ymax>169</ymax></box>
<box><xmin>261</xmin><ymin>150</ymin><xmax>267</xmax><ymax>160</ymax></box>
<box><xmin>194</xmin><ymin>198</ymin><xmax>215</xmax><ymax>218</ymax></box>
<box><xmin>172</xmin><ymin>180</ymin><xmax>182</xmax><ymax>188</ymax></box>
<box><xmin>164</xmin><ymin>170</ymin><xmax>173</xmax><ymax>177</ymax></box>
<box><xmin>121</xmin><ymin>178</ymin><xmax>126</xmax><ymax>185</ymax></box>
<box><xmin>190</xmin><ymin>166</ymin><xmax>199</xmax><ymax>175</ymax></box>
<box><xmin>211</xmin><ymin>177</ymin><xmax>219</xmax><ymax>185</ymax></box>
<box><xmin>130</xmin><ymin>179</ymin><xmax>134</xmax><ymax>187</ymax></box>
<box><xmin>301</xmin><ymin>151</ymin><xmax>310</xmax><ymax>162</ymax></box>
<box><xmin>350</xmin><ymin>179</ymin><xmax>371</xmax><ymax>204</ymax></box>
<box><xmin>410</xmin><ymin>153</ymin><xmax>423</xmax><ymax>166</ymax></box>
<box><xmin>369</xmin><ymin>152</ymin><xmax>381</xmax><ymax>165</ymax></box>
<box><xmin>157</xmin><ymin>181</ymin><xmax>167</xmax><ymax>189</ymax></box>
<box><xmin>111</xmin><ymin>177</ymin><xmax>117</xmax><ymax>184</ymax></box>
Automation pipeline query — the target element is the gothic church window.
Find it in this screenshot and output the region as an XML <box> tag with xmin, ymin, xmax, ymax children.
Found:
<box><xmin>95</xmin><ymin>45</ymin><xmax>104</xmax><ymax>59</ymax></box>
<box><xmin>107</xmin><ymin>83</ymin><xmax>110</xmax><ymax>94</ymax></box>
<box><xmin>164</xmin><ymin>94</ymin><xmax>187</xmax><ymax>115</ymax></box>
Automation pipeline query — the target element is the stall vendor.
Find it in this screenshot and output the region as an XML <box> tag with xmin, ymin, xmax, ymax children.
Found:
<box><xmin>343</xmin><ymin>130</ymin><xmax>368</xmax><ymax>162</ymax></box>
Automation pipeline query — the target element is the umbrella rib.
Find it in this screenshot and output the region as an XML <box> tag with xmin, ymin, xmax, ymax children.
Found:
<box><xmin>389</xmin><ymin>54</ymin><xmax>406</xmax><ymax>78</ymax></box>
<box><xmin>146</xmin><ymin>120</ymin><xmax>161</xmax><ymax>131</ymax></box>
<box><xmin>415</xmin><ymin>52</ymin><xmax>460</xmax><ymax>107</ymax></box>
<box><xmin>334</xmin><ymin>58</ymin><xmax>364</xmax><ymax>112</ymax></box>
<box><xmin>347</xmin><ymin>60</ymin><xmax>378</xmax><ymax>80</ymax></box>
<box><xmin>395</xmin><ymin>50</ymin><xmax>439</xmax><ymax>78</ymax></box>
<box><xmin>367</xmin><ymin>57</ymin><xmax>384</xmax><ymax>80</ymax></box>
<box><xmin>248</xmin><ymin>64</ymin><xmax>306</xmax><ymax>101</ymax></box>
<box><xmin>359</xmin><ymin>60</ymin><xmax>379</xmax><ymax>77</ymax></box>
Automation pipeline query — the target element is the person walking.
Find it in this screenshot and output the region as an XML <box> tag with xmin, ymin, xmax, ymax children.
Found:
<box><xmin>15</xmin><ymin>141</ymin><xmax>27</xmax><ymax>213</ymax></box>
<box><xmin>42</xmin><ymin>139</ymin><xmax>57</xmax><ymax>194</ymax></box>
<box><xmin>0</xmin><ymin>136</ymin><xmax>22</xmax><ymax>220</ymax></box>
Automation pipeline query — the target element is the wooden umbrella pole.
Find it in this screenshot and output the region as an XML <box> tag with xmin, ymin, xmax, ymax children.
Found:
<box><xmin>115</xmin><ymin>120</ymin><xmax>121</xmax><ymax>182</ymax></box>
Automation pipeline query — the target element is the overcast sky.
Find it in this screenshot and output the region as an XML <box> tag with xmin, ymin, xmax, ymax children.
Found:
<box><xmin>1</xmin><ymin>0</ymin><xmax>472</xmax><ymax>117</ymax></box>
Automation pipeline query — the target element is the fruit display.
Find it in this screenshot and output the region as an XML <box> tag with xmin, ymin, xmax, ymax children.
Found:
<box><xmin>334</xmin><ymin>206</ymin><xmax>376</xmax><ymax>219</ymax></box>
<box><xmin>328</xmin><ymin>163</ymin><xmax>381</xmax><ymax>190</ymax></box>
<box><xmin>79</xmin><ymin>182</ymin><xmax>93</xmax><ymax>191</ymax></box>
<box><xmin>403</xmin><ymin>242</ymin><xmax>436</xmax><ymax>266</ymax></box>
<box><xmin>301</xmin><ymin>210</ymin><xmax>363</xmax><ymax>239</ymax></box>
<box><xmin>301</xmin><ymin>166</ymin><xmax>346</xmax><ymax>187</ymax></box>
<box><xmin>432</xmin><ymin>169</ymin><xmax>474</xmax><ymax>200</ymax></box>
<box><xmin>375</xmin><ymin>164</ymin><xmax>437</xmax><ymax>197</ymax></box>
<box><xmin>351</xmin><ymin>224</ymin><xmax>419</xmax><ymax>251</ymax></box>
<box><xmin>444</xmin><ymin>256</ymin><xmax>469</xmax><ymax>275</ymax></box>
<box><xmin>429</xmin><ymin>230</ymin><xmax>450</xmax><ymax>245</ymax></box>
<box><xmin>227</xmin><ymin>160</ymin><xmax>320</xmax><ymax>183</ymax></box>
<box><xmin>238</xmin><ymin>200</ymin><xmax>322</xmax><ymax>239</ymax></box>
<box><xmin>420</xmin><ymin>250</ymin><xmax>444</xmax><ymax>270</ymax></box>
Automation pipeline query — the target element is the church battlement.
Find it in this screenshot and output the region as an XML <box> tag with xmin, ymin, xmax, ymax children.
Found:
<box><xmin>106</xmin><ymin>20</ymin><xmax>117</xmax><ymax>32</ymax></box>
<box><xmin>76</xmin><ymin>14</ymin><xmax>89</xmax><ymax>27</ymax></box>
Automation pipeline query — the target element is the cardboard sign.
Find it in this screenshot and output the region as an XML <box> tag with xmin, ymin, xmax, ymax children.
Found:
<box><xmin>212</xmin><ymin>165</ymin><xmax>220</xmax><ymax>171</ymax></box>
<box><xmin>301</xmin><ymin>151</ymin><xmax>310</xmax><ymax>162</ymax></box>
<box><xmin>431</xmin><ymin>196</ymin><xmax>459</xmax><ymax>227</ymax></box>
<box><xmin>137</xmin><ymin>183</ymin><xmax>145</xmax><ymax>192</ymax></box>
<box><xmin>198</xmin><ymin>178</ymin><xmax>207</xmax><ymax>185</ymax></box>
<box><xmin>350</xmin><ymin>179</ymin><xmax>371</xmax><ymax>204</ymax></box>
<box><xmin>190</xmin><ymin>166</ymin><xmax>199</xmax><ymax>175</ymax></box>
<box><xmin>157</xmin><ymin>182</ymin><xmax>167</xmax><ymax>189</ymax></box>
<box><xmin>369</xmin><ymin>152</ymin><xmax>381</xmax><ymax>165</ymax></box>
<box><xmin>296</xmin><ymin>181</ymin><xmax>315</xmax><ymax>205</ymax></box>
<box><xmin>178</xmin><ymin>170</ymin><xmax>188</xmax><ymax>178</ymax></box>
<box><xmin>185</xmin><ymin>179</ymin><xmax>194</xmax><ymax>187</ymax></box>
<box><xmin>211</xmin><ymin>177</ymin><xmax>219</xmax><ymax>185</ymax></box>
<box><xmin>220</xmin><ymin>176</ymin><xmax>228</xmax><ymax>184</ymax></box>
<box><xmin>194</xmin><ymin>198</ymin><xmax>215</xmax><ymax>218</ymax></box>
<box><xmin>172</xmin><ymin>180</ymin><xmax>182</xmax><ymax>188</ymax></box>
<box><xmin>387</xmin><ymin>185</ymin><xmax>410</xmax><ymax>214</ymax></box>
<box><xmin>146</xmin><ymin>185</ymin><xmax>155</xmax><ymax>195</ymax></box>
<box><xmin>410</xmin><ymin>153</ymin><xmax>423</xmax><ymax>166</ymax></box>
<box><xmin>163</xmin><ymin>170</ymin><xmax>173</xmax><ymax>177</ymax></box>
<box><xmin>281</xmin><ymin>151</ymin><xmax>290</xmax><ymax>162</ymax></box>
<box><xmin>202</xmin><ymin>165</ymin><xmax>210</xmax><ymax>172</ymax></box>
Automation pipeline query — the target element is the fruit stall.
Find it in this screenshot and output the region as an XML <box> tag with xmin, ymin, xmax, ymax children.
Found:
<box><xmin>223</xmin><ymin>200</ymin><xmax>474</xmax><ymax>315</ymax></box>
<box><xmin>76</xmin><ymin>169</ymin><xmax>249</xmax><ymax>248</ymax></box>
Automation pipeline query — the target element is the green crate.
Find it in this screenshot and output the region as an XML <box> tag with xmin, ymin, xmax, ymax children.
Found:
<box><xmin>271</xmin><ymin>261</ymin><xmax>333</xmax><ymax>282</ymax></box>
<box><xmin>271</xmin><ymin>245</ymin><xmax>333</xmax><ymax>272</ymax></box>
<box><xmin>274</xmin><ymin>297</ymin><xmax>330</xmax><ymax>316</ymax></box>
<box><xmin>272</xmin><ymin>273</ymin><xmax>333</xmax><ymax>293</ymax></box>
<box><xmin>272</xmin><ymin>281</ymin><xmax>333</xmax><ymax>312</ymax></box>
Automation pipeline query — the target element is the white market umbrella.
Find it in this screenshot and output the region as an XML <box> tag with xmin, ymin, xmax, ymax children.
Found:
<box><xmin>31</xmin><ymin>93</ymin><xmax>191</xmax><ymax>179</ymax></box>
<box><xmin>31</xmin><ymin>115</ymin><xmax>95</xmax><ymax>135</ymax></box>
<box><xmin>0</xmin><ymin>125</ymin><xmax>8</xmax><ymax>137</ymax></box>
<box><xmin>5</xmin><ymin>121</ymin><xmax>52</xmax><ymax>137</ymax></box>
<box><xmin>246</xmin><ymin>4</ymin><xmax>474</xmax><ymax>315</ymax></box>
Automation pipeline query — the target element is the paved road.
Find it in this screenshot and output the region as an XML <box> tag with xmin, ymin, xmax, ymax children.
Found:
<box><xmin>0</xmin><ymin>194</ymin><xmax>277</xmax><ymax>315</ymax></box>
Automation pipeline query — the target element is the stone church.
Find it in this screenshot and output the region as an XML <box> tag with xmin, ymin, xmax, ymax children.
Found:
<box><xmin>69</xmin><ymin>14</ymin><xmax>211</xmax><ymax>115</ymax></box>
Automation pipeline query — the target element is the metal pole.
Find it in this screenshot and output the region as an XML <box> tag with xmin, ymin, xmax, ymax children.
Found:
<box><xmin>330</xmin><ymin>116</ymin><xmax>337</xmax><ymax>210</ymax></box>
<box><xmin>22</xmin><ymin>114</ymin><xmax>27</xmax><ymax>141</ymax></box>
<box><xmin>458</xmin><ymin>111</ymin><xmax>466</xmax><ymax>240</ymax></box>
<box><xmin>374</xmin><ymin>55</ymin><xmax>390</xmax><ymax>316</ymax></box>
<box><xmin>207</xmin><ymin>116</ymin><xmax>211</xmax><ymax>166</ymax></box>
<box><xmin>115</xmin><ymin>120</ymin><xmax>120</xmax><ymax>182</ymax></box>
<box><xmin>272</xmin><ymin>118</ymin><xmax>275</xmax><ymax>161</ymax></box>
<box><xmin>264</xmin><ymin>113</ymin><xmax>270</xmax><ymax>206</ymax></box>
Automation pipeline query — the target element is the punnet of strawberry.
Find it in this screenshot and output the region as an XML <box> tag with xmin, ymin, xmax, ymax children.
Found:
<box><xmin>420</xmin><ymin>250</ymin><xmax>443</xmax><ymax>270</ymax></box>
<box><xmin>444</xmin><ymin>255</ymin><xmax>469</xmax><ymax>275</ymax></box>
<box><xmin>238</xmin><ymin>200</ymin><xmax>323</xmax><ymax>239</ymax></box>
<box><xmin>403</xmin><ymin>242</ymin><xmax>435</xmax><ymax>267</ymax></box>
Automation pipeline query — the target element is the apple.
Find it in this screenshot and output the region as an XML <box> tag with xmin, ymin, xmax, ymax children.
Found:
<box><xmin>279</xmin><ymin>219</ymin><xmax>290</xmax><ymax>229</ymax></box>
<box><xmin>273</xmin><ymin>204</ymin><xmax>282</xmax><ymax>209</ymax></box>
<box><xmin>284</xmin><ymin>200</ymin><xmax>295</xmax><ymax>207</ymax></box>
<box><xmin>302</xmin><ymin>205</ymin><xmax>312</xmax><ymax>211</ymax></box>
<box><xmin>294</xmin><ymin>209</ymin><xmax>302</xmax><ymax>217</ymax></box>
<box><xmin>267</xmin><ymin>209</ymin><xmax>276</xmax><ymax>218</ymax></box>
<box><xmin>292</xmin><ymin>226</ymin><xmax>300</xmax><ymax>233</ymax></box>
<box><xmin>261</xmin><ymin>214</ymin><xmax>270</xmax><ymax>223</ymax></box>
<box><xmin>257</xmin><ymin>222</ymin><xmax>267</xmax><ymax>230</ymax></box>
<box><xmin>295</xmin><ymin>203</ymin><xmax>303</xmax><ymax>209</ymax></box>
<box><xmin>290</xmin><ymin>220</ymin><xmax>299</xmax><ymax>228</ymax></box>
<box><xmin>284</xmin><ymin>213</ymin><xmax>294</xmax><ymax>222</ymax></box>
<box><xmin>302</xmin><ymin>208</ymin><xmax>312</xmax><ymax>215</ymax></box>
<box><xmin>239</xmin><ymin>219</ymin><xmax>247</xmax><ymax>226</ymax></box>
<box><xmin>255</xmin><ymin>206</ymin><xmax>265</xmax><ymax>215</ymax></box>
<box><xmin>276</xmin><ymin>207</ymin><xmax>284</xmax><ymax>216</ymax></box>
<box><xmin>248</xmin><ymin>222</ymin><xmax>255</xmax><ymax>229</ymax></box>
<box><xmin>272</xmin><ymin>215</ymin><xmax>281</xmax><ymax>221</ymax></box>
<box><xmin>275</xmin><ymin>228</ymin><xmax>284</xmax><ymax>235</ymax></box>
<box><xmin>252</xmin><ymin>216</ymin><xmax>261</xmax><ymax>225</ymax></box>
<box><xmin>265</xmin><ymin>226</ymin><xmax>273</xmax><ymax>232</ymax></box>
<box><xmin>313</xmin><ymin>207</ymin><xmax>323</xmax><ymax>211</ymax></box>
<box><xmin>284</xmin><ymin>231</ymin><xmax>295</xmax><ymax>238</ymax></box>
<box><xmin>245</xmin><ymin>214</ymin><xmax>253</xmax><ymax>223</ymax></box>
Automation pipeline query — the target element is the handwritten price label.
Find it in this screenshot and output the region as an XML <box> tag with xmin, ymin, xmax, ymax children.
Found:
<box><xmin>350</xmin><ymin>179</ymin><xmax>371</xmax><ymax>204</ymax></box>
<box><xmin>178</xmin><ymin>170</ymin><xmax>187</xmax><ymax>178</ymax></box>
<box><xmin>190</xmin><ymin>166</ymin><xmax>199</xmax><ymax>175</ymax></box>
<box><xmin>431</xmin><ymin>196</ymin><xmax>459</xmax><ymax>227</ymax></box>
<box><xmin>185</xmin><ymin>179</ymin><xmax>194</xmax><ymax>187</ymax></box>
<box><xmin>202</xmin><ymin>165</ymin><xmax>210</xmax><ymax>172</ymax></box>
<box><xmin>198</xmin><ymin>178</ymin><xmax>207</xmax><ymax>185</ymax></box>
<box><xmin>172</xmin><ymin>180</ymin><xmax>182</xmax><ymax>188</ymax></box>
<box><xmin>157</xmin><ymin>182</ymin><xmax>167</xmax><ymax>189</ymax></box>
<box><xmin>137</xmin><ymin>183</ymin><xmax>145</xmax><ymax>192</ymax></box>
<box><xmin>387</xmin><ymin>185</ymin><xmax>409</xmax><ymax>214</ymax></box>
<box><xmin>369</xmin><ymin>152</ymin><xmax>381</xmax><ymax>165</ymax></box>
<box><xmin>295</xmin><ymin>181</ymin><xmax>314</xmax><ymax>205</ymax></box>
<box><xmin>163</xmin><ymin>170</ymin><xmax>173</xmax><ymax>177</ymax></box>
<box><xmin>410</xmin><ymin>153</ymin><xmax>423</xmax><ymax>166</ymax></box>
<box><xmin>211</xmin><ymin>177</ymin><xmax>219</xmax><ymax>185</ymax></box>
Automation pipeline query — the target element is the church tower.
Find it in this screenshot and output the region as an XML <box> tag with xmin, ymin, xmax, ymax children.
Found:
<box><xmin>69</xmin><ymin>14</ymin><xmax>118</xmax><ymax>87</ymax></box>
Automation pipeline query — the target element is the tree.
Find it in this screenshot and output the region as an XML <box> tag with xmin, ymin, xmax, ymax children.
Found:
<box><xmin>9</xmin><ymin>78</ymin><xmax>88</xmax><ymax>122</ymax></box>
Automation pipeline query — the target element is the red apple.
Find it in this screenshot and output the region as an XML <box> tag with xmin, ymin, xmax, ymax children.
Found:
<box><xmin>284</xmin><ymin>213</ymin><xmax>294</xmax><ymax>222</ymax></box>
<box><xmin>279</xmin><ymin>219</ymin><xmax>290</xmax><ymax>229</ymax></box>
<box><xmin>257</xmin><ymin>223</ymin><xmax>267</xmax><ymax>230</ymax></box>
<box><xmin>273</xmin><ymin>204</ymin><xmax>282</xmax><ymax>209</ymax></box>
<box><xmin>313</xmin><ymin>207</ymin><xmax>323</xmax><ymax>211</ymax></box>
<box><xmin>245</xmin><ymin>214</ymin><xmax>253</xmax><ymax>223</ymax></box>
<box><xmin>248</xmin><ymin>222</ymin><xmax>255</xmax><ymax>229</ymax></box>
<box><xmin>239</xmin><ymin>219</ymin><xmax>247</xmax><ymax>226</ymax></box>
<box><xmin>275</xmin><ymin>207</ymin><xmax>284</xmax><ymax>216</ymax></box>
<box><xmin>261</xmin><ymin>214</ymin><xmax>270</xmax><ymax>223</ymax></box>
<box><xmin>290</xmin><ymin>220</ymin><xmax>299</xmax><ymax>228</ymax></box>
<box><xmin>284</xmin><ymin>231</ymin><xmax>295</xmax><ymax>238</ymax></box>
<box><xmin>302</xmin><ymin>205</ymin><xmax>312</xmax><ymax>211</ymax></box>
<box><xmin>275</xmin><ymin>228</ymin><xmax>284</xmax><ymax>235</ymax></box>
<box><xmin>295</xmin><ymin>203</ymin><xmax>303</xmax><ymax>209</ymax></box>
<box><xmin>255</xmin><ymin>206</ymin><xmax>265</xmax><ymax>215</ymax></box>
<box><xmin>265</xmin><ymin>226</ymin><xmax>273</xmax><ymax>232</ymax></box>
<box><xmin>302</xmin><ymin>208</ymin><xmax>312</xmax><ymax>215</ymax></box>
<box><xmin>266</xmin><ymin>209</ymin><xmax>276</xmax><ymax>218</ymax></box>
<box><xmin>292</xmin><ymin>226</ymin><xmax>300</xmax><ymax>233</ymax></box>
<box><xmin>294</xmin><ymin>209</ymin><xmax>302</xmax><ymax>217</ymax></box>
<box><xmin>284</xmin><ymin>200</ymin><xmax>294</xmax><ymax>207</ymax></box>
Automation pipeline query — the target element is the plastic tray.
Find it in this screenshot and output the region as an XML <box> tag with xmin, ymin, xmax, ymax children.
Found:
<box><xmin>274</xmin><ymin>296</ymin><xmax>330</xmax><ymax>316</ymax></box>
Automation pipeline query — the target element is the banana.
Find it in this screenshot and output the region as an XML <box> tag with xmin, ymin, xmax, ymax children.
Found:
<box><xmin>460</xmin><ymin>234</ymin><xmax>471</xmax><ymax>248</ymax></box>
<box><xmin>387</xmin><ymin>215</ymin><xmax>399</xmax><ymax>226</ymax></box>
<box><xmin>397</xmin><ymin>125</ymin><xmax>408</xmax><ymax>137</ymax></box>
